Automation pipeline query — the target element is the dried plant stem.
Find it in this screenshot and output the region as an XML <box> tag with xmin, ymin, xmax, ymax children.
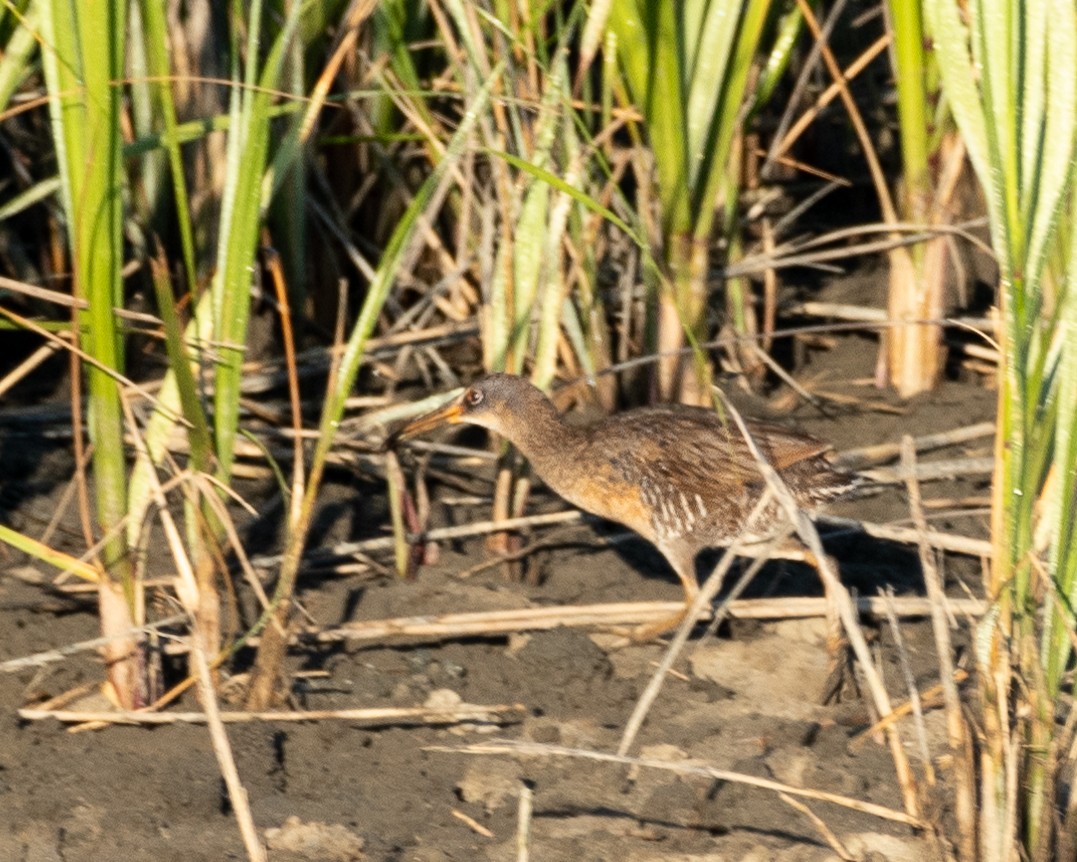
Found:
<box><xmin>778</xmin><ymin>792</ymin><xmax>855</xmax><ymax>861</ymax></box>
<box><xmin>305</xmin><ymin>595</ymin><xmax>985</xmax><ymax>648</ymax></box>
<box><xmin>901</xmin><ymin>436</ymin><xmax>977</xmax><ymax>860</ymax></box>
<box><xmin>191</xmin><ymin>634</ymin><xmax>266</xmax><ymax>862</ymax></box>
<box><xmin>19</xmin><ymin>702</ymin><xmax>524</xmax><ymax>726</ymax></box>
<box><xmin>0</xmin><ymin>614</ymin><xmax>186</xmax><ymax>672</ymax></box>
<box><xmin>881</xmin><ymin>589</ymin><xmax>936</xmax><ymax>785</ymax></box>
<box><xmin>452</xmin><ymin>809</ymin><xmax>494</xmax><ymax>838</ymax></box>
<box><xmin>816</xmin><ymin>515</ymin><xmax>991</xmax><ymax>557</ymax></box>
<box><xmin>839</xmin><ymin>421</ymin><xmax>994</xmax><ymax>467</ymax></box>
<box><xmin>431</xmin><ymin>740</ymin><xmax>924</xmax><ymax>828</ymax></box>
<box><xmin>859</xmin><ymin>457</ymin><xmax>994</xmax><ymax>484</ymax></box>
<box><xmin>516</xmin><ymin>782</ymin><xmax>533</xmax><ymax>862</ymax></box>
<box><xmin>617</xmin><ymin>495</ymin><xmax>782</xmax><ymax>756</ymax></box>
<box><xmin>0</xmin><ymin>339</ymin><xmax>63</xmax><ymax>398</ymax></box>
<box><xmin>849</xmin><ymin>669</ymin><xmax>969</xmax><ymax>747</ymax></box>
<box><xmin>718</xmin><ymin>394</ymin><xmax>922</xmax><ymax>820</ymax></box>
<box><xmin>253</xmin><ymin>510</ymin><xmax>586</xmax><ymax>568</ymax></box>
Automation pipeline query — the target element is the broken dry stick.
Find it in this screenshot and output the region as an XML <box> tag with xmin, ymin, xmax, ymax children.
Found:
<box><xmin>19</xmin><ymin>703</ymin><xmax>525</xmax><ymax>727</ymax></box>
<box><xmin>311</xmin><ymin>596</ymin><xmax>985</xmax><ymax>644</ymax></box>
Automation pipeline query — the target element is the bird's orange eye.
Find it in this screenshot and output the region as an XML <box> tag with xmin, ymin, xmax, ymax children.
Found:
<box><xmin>464</xmin><ymin>388</ymin><xmax>484</xmax><ymax>408</ymax></box>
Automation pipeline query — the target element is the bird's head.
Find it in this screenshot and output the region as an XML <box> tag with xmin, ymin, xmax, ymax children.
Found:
<box><xmin>397</xmin><ymin>373</ymin><xmax>548</xmax><ymax>441</ymax></box>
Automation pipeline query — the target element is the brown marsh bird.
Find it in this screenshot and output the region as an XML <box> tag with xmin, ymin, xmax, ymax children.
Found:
<box><xmin>400</xmin><ymin>373</ymin><xmax>858</xmax><ymax>628</ymax></box>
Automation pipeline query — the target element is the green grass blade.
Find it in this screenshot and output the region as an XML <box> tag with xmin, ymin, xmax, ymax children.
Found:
<box><xmin>211</xmin><ymin>0</ymin><xmax>303</xmax><ymax>481</ymax></box>
<box><xmin>40</xmin><ymin>0</ymin><xmax>131</xmax><ymax>587</ymax></box>
<box><xmin>0</xmin><ymin>523</ymin><xmax>101</xmax><ymax>583</ymax></box>
<box><xmin>0</xmin><ymin>3</ymin><xmax>38</xmax><ymax>116</ymax></box>
<box><xmin>139</xmin><ymin>0</ymin><xmax>198</xmax><ymax>299</ymax></box>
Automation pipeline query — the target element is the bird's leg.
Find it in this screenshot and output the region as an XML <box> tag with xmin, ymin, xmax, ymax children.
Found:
<box><xmin>767</xmin><ymin>540</ymin><xmax>855</xmax><ymax>702</ymax></box>
<box><xmin>630</xmin><ymin>555</ymin><xmax>700</xmax><ymax>642</ymax></box>
<box><xmin>803</xmin><ymin>550</ymin><xmax>856</xmax><ymax>704</ymax></box>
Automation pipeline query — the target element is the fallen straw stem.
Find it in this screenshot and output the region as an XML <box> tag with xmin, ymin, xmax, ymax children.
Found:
<box><xmin>252</xmin><ymin>509</ymin><xmax>584</xmax><ymax>568</ymax></box>
<box><xmin>860</xmin><ymin>456</ymin><xmax>994</xmax><ymax>484</ymax></box>
<box><xmin>309</xmin><ymin>595</ymin><xmax>986</xmax><ymax>645</ymax></box>
<box><xmin>778</xmin><ymin>792</ymin><xmax>855</xmax><ymax>861</ymax></box>
<box><xmin>136</xmin><ymin>597</ymin><xmax>990</xmax><ymax>658</ymax></box>
<box><xmin>191</xmin><ymin>634</ymin><xmax>266</xmax><ymax>862</ymax></box>
<box><xmin>815</xmin><ymin>515</ymin><xmax>990</xmax><ymax>557</ymax></box>
<box><xmin>0</xmin><ymin>614</ymin><xmax>187</xmax><ymax>672</ymax></box>
<box><xmin>18</xmin><ymin>702</ymin><xmax>525</xmax><ymax>726</ymax></box>
<box><xmin>717</xmin><ymin>393</ymin><xmax>922</xmax><ymax>819</ymax></box>
<box><xmin>838</xmin><ymin>420</ymin><xmax>994</xmax><ymax>467</ymax></box>
<box><xmin>429</xmin><ymin>739</ymin><xmax>924</xmax><ymax>828</ymax></box>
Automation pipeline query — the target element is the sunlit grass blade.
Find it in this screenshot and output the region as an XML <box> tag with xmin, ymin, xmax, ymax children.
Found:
<box><xmin>211</xmin><ymin>0</ymin><xmax>303</xmax><ymax>483</ymax></box>
<box><xmin>609</xmin><ymin>0</ymin><xmax>771</xmax><ymax>400</ymax></box>
<box><xmin>926</xmin><ymin>0</ymin><xmax>1077</xmax><ymax>855</ymax></box>
<box><xmin>138</xmin><ymin>0</ymin><xmax>198</xmax><ymax>299</ymax></box>
<box><xmin>0</xmin><ymin>523</ymin><xmax>100</xmax><ymax>583</ymax></box>
<box><xmin>39</xmin><ymin>0</ymin><xmax>141</xmax><ymax>707</ymax></box>
<box><xmin>0</xmin><ymin>3</ymin><xmax>38</xmax><ymax>116</ymax></box>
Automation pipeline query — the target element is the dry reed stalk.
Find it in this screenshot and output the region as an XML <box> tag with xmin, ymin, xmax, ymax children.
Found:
<box><xmin>861</xmin><ymin>456</ymin><xmax>995</xmax><ymax>484</ymax></box>
<box><xmin>252</xmin><ymin>509</ymin><xmax>587</xmax><ymax>568</ymax></box>
<box><xmin>921</xmin><ymin>496</ymin><xmax>991</xmax><ymax>511</ymax></box>
<box><xmin>901</xmin><ymin>436</ymin><xmax>980</xmax><ymax>860</ymax></box>
<box><xmin>782</xmin><ymin>387</ymin><xmax>910</xmax><ymax>415</ymax></box>
<box><xmin>617</xmin><ymin>496</ymin><xmax>784</xmax><ymax>756</ymax></box>
<box><xmin>430</xmin><ymin>739</ymin><xmax>925</xmax><ymax>828</ymax></box>
<box><xmin>881</xmin><ymin>589</ymin><xmax>936</xmax><ymax>785</ymax></box>
<box><xmin>849</xmin><ymin>669</ymin><xmax>969</xmax><ymax>747</ymax></box>
<box><xmin>0</xmin><ymin>304</ymin><xmax>183</xmax><ymax>419</ymax></box>
<box><xmin>0</xmin><ymin>340</ymin><xmax>63</xmax><ymax>398</ymax></box>
<box><xmin>131</xmin><ymin>320</ymin><xmax>479</xmax><ymax>400</ymax></box>
<box><xmin>129</xmin><ymin>389</ymin><xmax>264</xmax><ymax>859</ymax></box>
<box><xmin>194</xmin><ymin>474</ymin><xmax>272</xmax><ymax>613</ymax></box>
<box><xmin>145</xmin><ymin>596</ymin><xmax>986</xmax><ymax>655</ymax></box>
<box><xmin>0</xmin><ymin>272</ymin><xmax>163</xmax><ymax>326</ymax></box>
<box><xmin>791</xmin><ymin>301</ymin><xmax>997</xmax><ymax>338</ymax></box>
<box><xmin>0</xmin><ymin>614</ymin><xmax>186</xmax><ymax>672</ymax></box>
<box><xmin>816</xmin><ymin>515</ymin><xmax>991</xmax><ymax>557</ymax></box>
<box><xmin>316</xmin><ymin>601</ymin><xmax>699</xmax><ymax>644</ymax></box>
<box><xmin>794</xmin><ymin>0</ymin><xmax>900</xmax><ymax>229</ymax></box>
<box><xmin>839</xmin><ymin>421</ymin><xmax>995</xmax><ymax>467</ymax></box>
<box><xmin>31</xmin><ymin>682</ymin><xmax>101</xmax><ymax>712</ymax></box>
<box><xmin>191</xmin><ymin>631</ymin><xmax>266</xmax><ymax>862</ymax></box>
<box><xmin>452</xmin><ymin>809</ymin><xmax>494</xmax><ymax>838</ymax></box>
<box><xmin>960</xmin><ymin>343</ymin><xmax>1000</xmax><ymax>366</ymax></box>
<box><xmin>725</xmin><ymin>224</ymin><xmax>989</xmax><ymax>280</ymax></box>
<box><xmin>516</xmin><ymin>781</ymin><xmax>533</xmax><ymax>862</ymax></box>
<box><xmin>718</xmin><ymin>393</ymin><xmax>923</xmax><ymax>820</ymax></box>
<box><xmin>778</xmin><ymin>792</ymin><xmax>856</xmax><ymax>861</ymax></box>
<box><xmin>19</xmin><ymin>702</ymin><xmax>525</xmax><ymax>726</ymax></box>
<box><xmin>769</xmin><ymin>33</ymin><xmax>891</xmax><ymax>167</ymax></box>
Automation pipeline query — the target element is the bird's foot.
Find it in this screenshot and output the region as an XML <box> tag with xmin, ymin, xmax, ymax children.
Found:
<box><xmin>627</xmin><ymin>607</ymin><xmax>691</xmax><ymax>643</ymax></box>
<box><xmin>818</xmin><ymin>630</ymin><xmax>858</xmax><ymax>704</ymax></box>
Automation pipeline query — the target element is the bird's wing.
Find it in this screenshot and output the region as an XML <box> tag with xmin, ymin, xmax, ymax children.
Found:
<box><xmin>590</xmin><ymin>408</ymin><xmax>830</xmax><ymax>490</ymax></box>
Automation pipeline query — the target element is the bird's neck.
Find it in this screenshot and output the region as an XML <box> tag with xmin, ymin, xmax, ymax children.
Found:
<box><xmin>502</xmin><ymin>395</ymin><xmax>589</xmax><ymax>502</ymax></box>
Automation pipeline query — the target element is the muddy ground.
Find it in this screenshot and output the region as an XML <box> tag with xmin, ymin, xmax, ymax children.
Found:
<box><xmin>0</xmin><ymin>280</ymin><xmax>996</xmax><ymax>862</ymax></box>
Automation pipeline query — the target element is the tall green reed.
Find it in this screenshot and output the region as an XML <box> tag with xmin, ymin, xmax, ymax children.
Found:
<box><xmin>608</xmin><ymin>0</ymin><xmax>770</xmax><ymax>402</ymax></box>
<box><xmin>884</xmin><ymin>0</ymin><xmax>958</xmax><ymax>398</ymax></box>
<box><xmin>926</xmin><ymin>0</ymin><xmax>1077</xmax><ymax>856</ymax></box>
<box><xmin>39</xmin><ymin>0</ymin><xmax>140</xmax><ymax>707</ymax></box>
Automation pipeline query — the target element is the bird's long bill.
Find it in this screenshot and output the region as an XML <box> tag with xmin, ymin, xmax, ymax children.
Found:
<box><xmin>397</xmin><ymin>399</ymin><xmax>465</xmax><ymax>439</ymax></box>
